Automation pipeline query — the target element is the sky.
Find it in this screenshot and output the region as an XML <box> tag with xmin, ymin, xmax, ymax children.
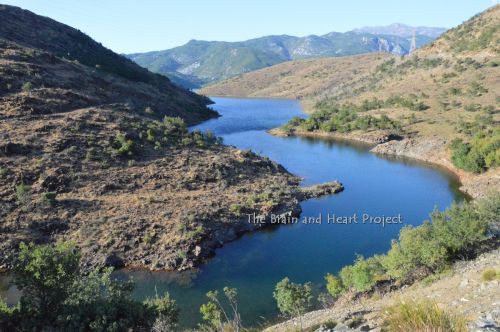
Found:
<box><xmin>2</xmin><ymin>0</ymin><xmax>497</xmax><ymax>54</ymax></box>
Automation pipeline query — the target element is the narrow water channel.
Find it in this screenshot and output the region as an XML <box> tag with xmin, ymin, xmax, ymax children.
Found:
<box><xmin>117</xmin><ymin>97</ymin><xmax>465</xmax><ymax>328</ymax></box>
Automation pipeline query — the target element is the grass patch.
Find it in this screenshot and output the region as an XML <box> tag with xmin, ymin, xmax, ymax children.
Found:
<box><xmin>482</xmin><ymin>269</ymin><xmax>499</xmax><ymax>282</ymax></box>
<box><xmin>383</xmin><ymin>300</ymin><xmax>468</xmax><ymax>332</ymax></box>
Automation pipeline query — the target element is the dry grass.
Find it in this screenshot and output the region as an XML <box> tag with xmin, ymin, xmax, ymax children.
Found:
<box><xmin>383</xmin><ymin>300</ymin><xmax>468</xmax><ymax>332</ymax></box>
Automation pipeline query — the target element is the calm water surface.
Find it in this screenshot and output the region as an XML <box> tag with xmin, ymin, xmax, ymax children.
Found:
<box><xmin>118</xmin><ymin>97</ymin><xmax>465</xmax><ymax>327</ymax></box>
<box><xmin>2</xmin><ymin>97</ymin><xmax>465</xmax><ymax>328</ymax></box>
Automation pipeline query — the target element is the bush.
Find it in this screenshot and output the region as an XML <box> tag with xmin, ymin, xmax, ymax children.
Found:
<box><xmin>383</xmin><ymin>200</ymin><xmax>490</xmax><ymax>281</ymax></box>
<box><xmin>451</xmin><ymin>131</ymin><xmax>500</xmax><ymax>173</ymax></box>
<box><xmin>21</xmin><ymin>82</ymin><xmax>32</xmax><ymax>92</ymax></box>
<box><xmin>40</xmin><ymin>192</ymin><xmax>57</xmax><ymax>206</ymax></box>
<box><xmin>111</xmin><ymin>132</ymin><xmax>136</xmax><ymax>158</ymax></box>
<box><xmin>325</xmin><ymin>273</ymin><xmax>344</xmax><ymax>298</ymax></box>
<box><xmin>16</xmin><ymin>183</ymin><xmax>31</xmax><ymax>206</ymax></box>
<box><xmin>200</xmin><ymin>287</ymin><xmax>241</xmax><ymax>332</ymax></box>
<box><xmin>1</xmin><ymin>242</ymin><xmax>178</xmax><ymax>331</ymax></box>
<box><xmin>274</xmin><ymin>277</ymin><xmax>312</xmax><ymax>331</ymax></box>
<box><xmin>482</xmin><ymin>269</ymin><xmax>499</xmax><ymax>281</ymax></box>
<box><xmin>330</xmin><ymin>194</ymin><xmax>497</xmax><ymax>292</ymax></box>
<box><xmin>383</xmin><ymin>300</ymin><xmax>468</xmax><ymax>332</ymax></box>
<box><xmin>339</xmin><ymin>256</ymin><xmax>380</xmax><ymax>292</ymax></box>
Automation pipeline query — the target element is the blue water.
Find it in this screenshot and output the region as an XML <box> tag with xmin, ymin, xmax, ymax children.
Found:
<box><xmin>117</xmin><ymin>97</ymin><xmax>464</xmax><ymax>328</ymax></box>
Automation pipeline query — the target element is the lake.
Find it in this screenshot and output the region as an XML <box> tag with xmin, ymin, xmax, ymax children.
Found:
<box><xmin>1</xmin><ymin>97</ymin><xmax>465</xmax><ymax>328</ymax></box>
<box><xmin>116</xmin><ymin>97</ymin><xmax>465</xmax><ymax>328</ymax></box>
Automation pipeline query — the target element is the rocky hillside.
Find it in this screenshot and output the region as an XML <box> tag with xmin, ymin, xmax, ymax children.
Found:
<box><xmin>266</xmin><ymin>248</ymin><xmax>500</xmax><ymax>332</ymax></box>
<box><xmin>200</xmin><ymin>53</ymin><xmax>393</xmax><ymax>99</ymax></box>
<box><xmin>127</xmin><ymin>28</ymin><xmax>438</xmax><ymax>88</ymax></box>
<box><xmin>203</xmin><ymin>5</ymin><xmax>500</xmax><ymax>198</ymax></box>
<box><xmin>0</xmin><ymin>5</ymin><xmax>345</xmax><ymax>272</ymax></box>
<box><xmin>0</xmin><ymin>5</ymin><xmax>216</xmax><ymax>125</ymax></box>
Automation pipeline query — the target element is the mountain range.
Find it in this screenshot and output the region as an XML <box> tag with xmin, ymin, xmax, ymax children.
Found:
<box><xmin>127</xmin><ymin>24</ymin><xmax>445</xmax><ymax>88</ymax></box>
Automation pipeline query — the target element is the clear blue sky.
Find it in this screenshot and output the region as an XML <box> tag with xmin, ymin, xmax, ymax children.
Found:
<box><xmin>2</xmin><ymin>0</ymin><xmax>496</xmax><ymax>53</ymax></box>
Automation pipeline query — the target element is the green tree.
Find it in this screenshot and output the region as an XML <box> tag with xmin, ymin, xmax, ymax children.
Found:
<box><xmin>14</xmin><ymin>242</ymin><xmax>80</xmax><ymax>328</ymax></box>
<box><xmin>325</xmin><ymin>273</ymin><xmax>344</xmax><ymax>298</ymax></box>
<box><xmin>4</xmin><ymin>242</ymin><xmax>178</xmax><ymax>331</ymax></box>
<box><xmin>273</xmin><ymin>277</ymin><xmax>312</xmax><ymax>331</ymax></box>
<box><xmin>200</xmin><ymin>287</ymin><xmax>241</xmax><ymax>332</ymax></box>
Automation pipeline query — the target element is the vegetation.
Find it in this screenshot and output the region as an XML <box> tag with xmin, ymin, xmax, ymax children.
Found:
<box><xmin>200</xmin><ymin>287</ymin><xmax>242</xmax><ymax>332</ymax></box>
<box><xmin>0</xmin><ymin>242</ymin><xmax>179</xmax><ymax>331</ymax></box>
<box><xmin>40</xmin><ymin>192</ymin><xmax>57</xmax><ymax>207</ymax></box>
<box><xmin>383</xmin><ymin>301</ymin><xmax>468</xmax><ymax>332</ymax></box>
<box><xmin>15</xmin><ymin>183</ymin><xmax>31</xmax><ymax>207</ymax></box>
<box><xmin>324</xmin><ymin>194</ymin><xmax>498</xmax><ymax>295</ymax></box>
<box><xmin>283</xmin><ymin>101</ymin><xmax>403</xmax><ymax>135</ymax></box>
<box><xmin>450</xmin><ymin>129</ymin><xmax>499</xmax><ymax>173</ymax></box>
<box><xmin>482</xmin><ymin>269</ymin><xmax>500</xmax><ymax>281</ymax></box>
<box><xmin>273</xmin><ymin>277</ymin><xmax>313</xmax><ymax>331</ymax></box>
<box><xmin>107</xmin><ymin>116</ymin><xmax>223</xmax><ymax>162</ymax></box>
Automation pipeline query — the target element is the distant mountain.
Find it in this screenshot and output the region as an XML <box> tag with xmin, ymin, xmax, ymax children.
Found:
<box><xmin>352</xmin><ymin>23</ymin><xmax>446</xmax><ymax>38</ymax></box>
<box><xmin>127</xmin><ymin>27</ymin><xmax>440</xmax><ymax>88</ymax></box>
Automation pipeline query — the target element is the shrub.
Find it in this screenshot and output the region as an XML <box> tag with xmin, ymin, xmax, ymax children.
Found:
<box><xmin>40</xmin><ymin>192</ymin><xmax>57</xmax><ymax>207</ymax></box>
<box><xmin>16</xmin><ymin>183</ymin><xmax>31</xmax><ymax>206</ymax></box>
<box><xmin>21</xmin><ymin>82</ymin><xmax>32</xmax><ymax>92</ymax></box>
<box><xmin>339</xmin><ymin>256</ymin><xmax>379</xmax><ymax>292</ymax></box>
<box><xmin>482</xmin><ymin>269</ymin><xmax>498</xmax><ymax>281</ymax></box>
<box><xmin>450</xmin><ymin>131</ymin><xmax>500</xmax><ymax>173</ymax></box>
<box><xmin>325</xmin><ymin>273</ymin><xmax>344</xmax><ymax>298</ymax></box>
<box><xmin>200</xmin><ymin>287</ymin><xmax>241</xmax><ymax>332</ymax></box>
<box><xmin>383</xmin><ymin>300</ymin><xmax>468</xmax><ymax>332</ymax></box>
<box><xmin>111</xmin><ymin>133</ymin><xmax>135</xmax><ymax>158</ymax></box>
<box><xmin>229</xmin><ymin>204</ymin><xmax>242</xmax><ymax>215</ymax></box>
<box><xmin>2</xmin><ymin>242</ymin><xmax>178</xmax><ymax>331</ymax></box>
<box><xmin>274</xmin><ymin>277</ymin><xmax>312</xmax><ymax>331</ymax></box>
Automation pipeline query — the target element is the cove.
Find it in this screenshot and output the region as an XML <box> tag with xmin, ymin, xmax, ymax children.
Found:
<box><xmin>115</xmin><ymin>97</ymin><xmax>465</xmax><ymax>328</ymax></box>
<box><xmin>0</xmin><ymin>97</ymin><xmax>466</xmax><ymax>328</ymax></box>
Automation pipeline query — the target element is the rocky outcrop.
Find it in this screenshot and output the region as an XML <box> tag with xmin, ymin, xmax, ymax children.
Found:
<box><xmin>299</xmin><ymin>181</ymin><xmax>344</xmax><ymax>200</ymax></box>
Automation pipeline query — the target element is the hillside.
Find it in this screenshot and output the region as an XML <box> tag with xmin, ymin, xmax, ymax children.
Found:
<box><xmin>127</xmin><ymin>28</ymin><xmax>438</xmax><ymax>88</ymax></box>
<box><xmin>200</xmin><ymin>53</ymin><xmax>393</xmax><ymax>99</ymax></box>
<box><xmin>0</xmin><ymin>5</ymin><xmax>340</xmax><ymax>272</ymax></box>
<box><xmin>0</xmin><ymin>5</ymin><xmax>215</xmax><ymax>125</ymax></box>
<box><xmin>202</xmin><ymin>5</ymin><xmax>500</xmax><ymax>198</ymax></box>
<box><xmin>266</xmin><ymin>248</ymin><xmax>500</xmax><ymax>331</ymax></box>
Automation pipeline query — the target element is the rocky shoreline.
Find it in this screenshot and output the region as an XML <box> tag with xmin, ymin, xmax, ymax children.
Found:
<box><xmin>265</xmin><ymin>248</ymin><xmax>500</xmax><ymax>332</ymax></box>
<box><xmin>270</xmin><ymin>127</ymin><xmax>499</xmax><ymax>199</ymax></box>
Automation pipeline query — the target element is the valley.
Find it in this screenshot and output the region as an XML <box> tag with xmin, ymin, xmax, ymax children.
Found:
<box><xmin>0</xmin><ymin>2</ymin><xmax>498</xmax><ymax>332</ymax></box>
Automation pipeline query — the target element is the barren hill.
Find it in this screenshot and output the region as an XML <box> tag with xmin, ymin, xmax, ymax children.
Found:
<box><xmin>0</xmin><ymin>5</ymin><xmax>330</xmax><ymax>272</ymax></box>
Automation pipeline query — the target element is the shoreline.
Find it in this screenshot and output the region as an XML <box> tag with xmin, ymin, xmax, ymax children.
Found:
<box><xmin>269</xmin><ymin>127</ymin><xmax>499</xmax><ymax>199</ymax></box>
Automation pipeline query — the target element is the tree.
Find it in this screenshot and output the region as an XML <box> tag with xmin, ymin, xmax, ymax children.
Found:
<box><xmin>4</xmin><ymin>242</ymin><xmax>178</xmax><ymax>331</ymax></box>
<box><xmin>325</xmin><ymin>273</ymin><xmax>344</xmax><ymax>298</ymax></box>
<box><xmin>273</xmin><ymin>277</ymin><xmax>312</xmax><ymax>331</ymax></box>
<box><xmin>14</xmin><ymin>241</ymin><xmax>80</xmax><ymax>328</ymax></box>
<box><xmin>200</xmin><ymin>287</ymin><xmax>241</xmax><ymax>332</ymax></box>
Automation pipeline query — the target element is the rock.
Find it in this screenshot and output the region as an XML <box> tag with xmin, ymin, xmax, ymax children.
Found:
<box><xmin>103</xmin><ymin>253</ymin><xmax>125</xmax><ymax>268</ymax></box>
<box><xmin>194</xmin><ymin>245</ymin><xmax>202</xmax><ymax>257</ymax></box>
<box><xmin>300</xmin><ymin>181</ymin><xmax>344</xmax><ymax>200</ymax></box>
<box><xmin>333</xmin><ymin>323</ymin><xmax>353</xmax><ymax>331</ymax></box>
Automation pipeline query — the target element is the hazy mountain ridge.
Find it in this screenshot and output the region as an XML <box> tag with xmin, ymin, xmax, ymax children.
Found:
<box><xmin>352</xmin><ymin>23</ymin><xmax>446</xmax><ymax>38</ymax></box>
<box><xmin>127</xmin><ymin>25</ymin><xmax>441</xmax><ymax>88</ymax></box>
